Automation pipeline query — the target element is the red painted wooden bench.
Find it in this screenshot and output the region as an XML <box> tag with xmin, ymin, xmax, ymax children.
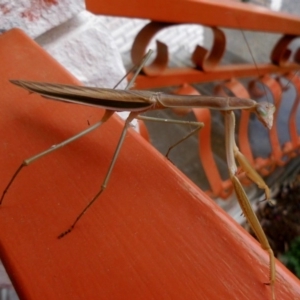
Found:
<box><xmin>0</xmin><ymin>28</ymin><xmax>300</xmax><ymax>299</ymax></box>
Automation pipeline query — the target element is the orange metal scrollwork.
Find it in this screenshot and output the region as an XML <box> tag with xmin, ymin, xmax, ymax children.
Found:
<box><xmin>294</xmin><ymin>48</ymin><xmax>300</xmax><ymax>64</ymax></box>
<box><xmin>281</xmin><ymin>72</ymin><xmax>300</xmax><ymax>156</ymax></box>
<box><xmin>192</xmin><ymin>27</ymin><xmax>226</xmax><ymax>72</ymax></box>
<box><xmin>131</xmin><ymin>22</ymin><xmax>226</xmax><ymax>76</ymax></box>
<box><xmin>131</xmin><ymin>22</ymin><xmax>174</xmax><ymax>76</ymax></box>
<box><xmin>249</xmin><ymin>75</ymin><xmax>286</xmax><ymax>167</ymax></box>
<box><xmin>271</xmin><ymin>34</ymin><xmax>300</xmax><ymax>66</ymax></box>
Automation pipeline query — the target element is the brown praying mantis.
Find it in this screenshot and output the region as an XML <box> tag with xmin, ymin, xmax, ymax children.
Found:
<box><xmin>1</xmin><ymin>49</ymin><xmax>277</xmax><ymax>298</ymax></box>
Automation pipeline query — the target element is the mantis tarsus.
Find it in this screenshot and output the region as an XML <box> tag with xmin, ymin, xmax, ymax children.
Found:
<box><xmin>1</xmin><ymin>49</ymin><xmax>277</xmax><ymax>298</ymax></box>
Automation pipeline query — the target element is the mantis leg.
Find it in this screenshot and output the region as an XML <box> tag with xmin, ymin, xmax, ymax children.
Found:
<box><xmin>137</xmin><ymin>115</ymin><xmax>204</xmax><ymax>158</ymax></box>
<box><xmin>234</xmin><ymin>149</ymin><xmax>275</xmax><ymax>205</ymax></box>
<box><xmin>59</xmin><ymin>113</ymin><xmax>203</xmax><ymax>238</ymax></box>
<box><xmin>225</xmin><ymin>111</ymin><xmax>275</xmax><ymax>300</ymax></box>
<box><xmin>0</xmin><ymin>110</ymin><xmax>114</xmax><ymax>205</ymax></box>
<box><xmin>1</xmin><ymin>50</ymin><xmax>154</xmax><ymax>206</ymax></box>
<box><xmin>58</xmin><ymin>111</ymin><xmax>139</xmax><ymax>238</ymax></box>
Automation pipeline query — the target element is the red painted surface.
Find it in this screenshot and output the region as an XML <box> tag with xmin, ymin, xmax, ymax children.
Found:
<box><xmin>0</xmin><ymin>29</ymin><xmax>300</xmax><ymax>299</ymax></box>
<box><xmin>86</xmin><ymin>0</ymin><xmax>300</xmax><ymax>34</ymax></box>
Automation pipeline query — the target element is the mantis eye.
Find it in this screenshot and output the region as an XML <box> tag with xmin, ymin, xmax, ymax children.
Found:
<box><xmin>257</xmin><ymin>105</ymin><xmax>267</xmax><ymax>116</ymax></box>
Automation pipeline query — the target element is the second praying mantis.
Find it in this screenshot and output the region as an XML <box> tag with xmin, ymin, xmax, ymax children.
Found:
<box><xmin>1</xmin><ymin>50</ymin><xmax>277</xmax><ymax>298</ymax></box>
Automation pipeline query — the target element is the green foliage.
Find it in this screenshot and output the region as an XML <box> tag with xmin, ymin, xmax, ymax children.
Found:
<box><xmin>282</xmin><ymin>237</ymin><xmax>300</xmax><ymax>278</ymax></box>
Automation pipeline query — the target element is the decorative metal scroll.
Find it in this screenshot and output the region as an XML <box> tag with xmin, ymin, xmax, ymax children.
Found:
<box><xmin>191</xmin><ymin>27</ymin><xmax>225</xmax><ymax>72</ymax></box>
<box><xmin>132</xmin><ymin>21</ymin><xmax>300</xmax><ymax>200</ymax></box>
<box><xmin>131</xmin><ymin>22</ymin><xmax>226</xmax><ymax>76</ymax></box>
<box><xmin>131</xmin><ymin>22</ymin><xmax>173</xmax><ymax>76</ymax></box>
<box><xmin>282</xmin><ymin>73</ymin><xmax>300</xmax><ymax>155</ymax></box>
<box><xmin>271</xmin><ymin>34</ymin><xmax>300</xmax><ymax>66</ymax></box>
<box><xmin>130</xmin><ymin>22</ymin><xmax>300</xmax><ymax>89</ymax></box>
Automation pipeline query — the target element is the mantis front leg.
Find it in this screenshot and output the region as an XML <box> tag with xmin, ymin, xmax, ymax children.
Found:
<box><xmin>225</xmin><ymin>111</ymin><xmax>275</xmax><ymax>300</ymax></box>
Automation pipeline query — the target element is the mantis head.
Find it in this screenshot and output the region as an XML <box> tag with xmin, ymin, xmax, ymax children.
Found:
<box><xmin>255</xmin><ymin>102</ymin><xmax>275</xmax><ymax>130</ymax></box>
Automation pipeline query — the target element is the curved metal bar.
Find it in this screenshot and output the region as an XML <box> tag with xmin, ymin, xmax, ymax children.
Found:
<box><xmin>192</xmin><ymin>27</ymin><xmax>226</xmax><ymax>72</ymax></box>
<box><xmin>131</xmin><ymin>22</ymin><xmax>174</xmax><ymax>76</ymax></box>
<box><xmin>131</xmin><ymin>23</ymin><xmax>226</xmax><ymax>76</ymax></box>
<box><xmin>294</xmin><ymin>48</ymin><xmax>300</xmax><ymax>63</ymax></box>
<box><xmin>282</xmin><ymin>72</ymin><xmax>300</xmax><ymax>156</ymax></box>
<box><xmin>249</xmin><ymin>75</ymin><xmax>286</xmax><ymax>167</ymax></box>
<box><xmin>193</xmin><ymin>106</ymin><xmax>233</xmax><ymax>199</ymax></box>
<box><xmin>271</xmin><ymin>34</ymin><xmax>300</xmax><ymax>66</ymax></box>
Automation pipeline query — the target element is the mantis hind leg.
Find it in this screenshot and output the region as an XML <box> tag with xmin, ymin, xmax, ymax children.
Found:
<box><xmin>0</xmin><ymin>110</ymin><xmax>114</xmax><ymax>205</ymax></box>
<box><xmin>137</xmin><ymin>115</ymin><xmax>204</xmax><ymax>158</ymax></box>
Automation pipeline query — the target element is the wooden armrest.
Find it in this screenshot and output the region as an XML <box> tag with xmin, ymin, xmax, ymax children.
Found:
<box><xmin>0</xmin><ymin>29</ymin><xmax>299</xmax><ymax>299</ymax></box>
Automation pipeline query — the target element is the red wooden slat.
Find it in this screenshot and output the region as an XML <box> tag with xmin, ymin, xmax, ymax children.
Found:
<box><xmin>0</xmin><ymin>29</ymin><xmax>299</xmax><ymax>300</ymax></box>
<box><xmin>86</xmin><ymin>0</ymin><xmax>300</xmax><ymax>34</ymax></box>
